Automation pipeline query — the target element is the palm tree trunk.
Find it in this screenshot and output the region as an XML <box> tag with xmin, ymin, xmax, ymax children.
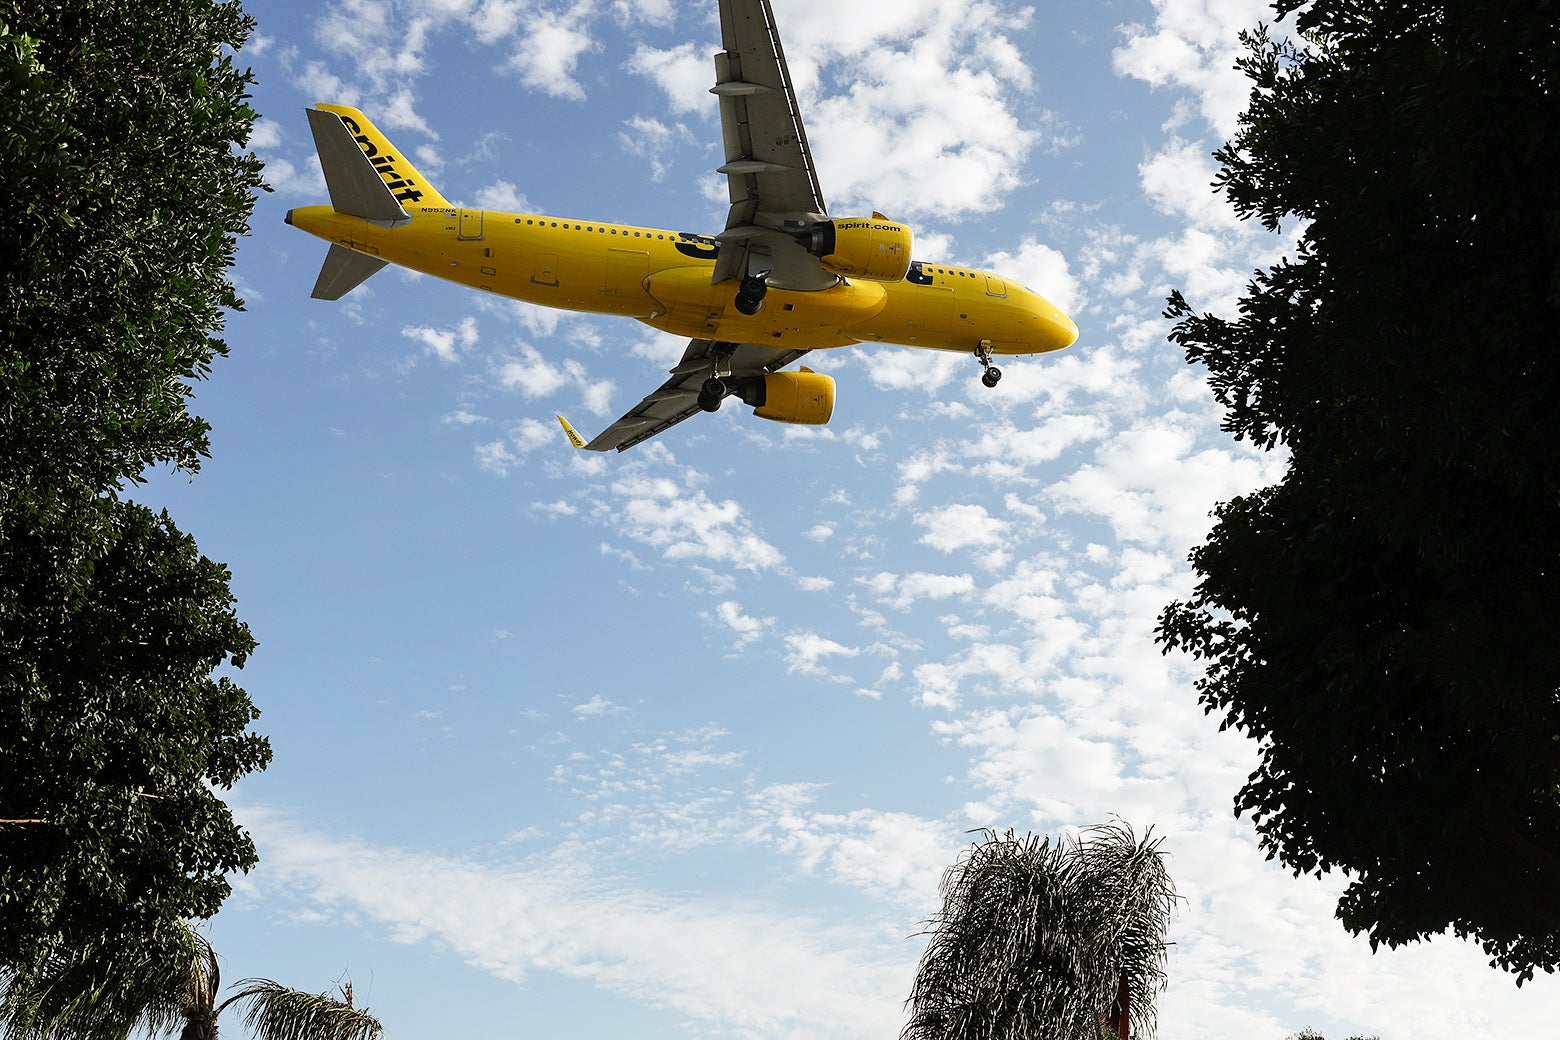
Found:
<box><xmin>179</xmin><ymin>1010</ymin><xmax>217</xmax><ymax>1040</ymax></box>
<box><xmin>1106</xmin><ymin>972</ymin><xmax>1130</xmax><ymax>1040</ymax></box>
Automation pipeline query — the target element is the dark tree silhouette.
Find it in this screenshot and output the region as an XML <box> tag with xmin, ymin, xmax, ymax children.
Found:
<box><xmin>1159</xmin><ymin>0</ymin><xmax>1560</xmax><ymax>981</ymax></box>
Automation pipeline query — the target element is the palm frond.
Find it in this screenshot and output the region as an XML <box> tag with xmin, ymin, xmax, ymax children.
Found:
<box><xmin>902</xmin><ymin>824</ymin><xmax>1179</xmax><ymax>1040</ymax></box>
<box><xmin>0</xmin><ymin>919</ymin><xmax>211</xmax><ymax>1040</ymax></box>
<box><xmin>1070</xmin><ymin>822</ymin><xmax>1179</xmax><ymax>1040</ymax></box>
<box><xmin>226</xmin><ymin>979</ymin><xmax>382</xmax><ymax>1040</ymax></box>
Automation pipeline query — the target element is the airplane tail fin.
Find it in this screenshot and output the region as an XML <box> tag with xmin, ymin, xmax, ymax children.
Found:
<box><xmin>302</xmin><ymin>104</ymin><xmax>452</xmax><ymax>299</ymax></box>
<box><xmin>309</xmin><ymin>104</ymin><xmax>452</xmax><ymax>214</ymax></box>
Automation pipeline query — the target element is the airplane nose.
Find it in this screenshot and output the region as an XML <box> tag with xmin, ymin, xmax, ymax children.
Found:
<box><xmin>1024</xmin><ymin>289</ymin><xmax>1078</xmax><ymax>352</ymax></box>
<box><xmin>1051</xmin><ymin>308</ymin><xmax>1079</xmax><ymax>350</ymax></box>
<box><xmin>284</xmin><ymin>209</ymin><xmax>295</xmax><ymax>226</ymax></box>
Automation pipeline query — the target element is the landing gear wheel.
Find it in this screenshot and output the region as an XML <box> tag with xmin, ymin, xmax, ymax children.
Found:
<box><xmin>698</xmin><ymin>377</ymin><xmax>726</xmax><ymax>413</ymax></box>
<box><xmin>734</xmin><ymin>276</ymin><xmax>768</xmax><ymax>316</ymax></box>
<box><xmin>974</xmin><ymin>340</ymin><xmax>1003</xmax><ymax>388</ymax></box>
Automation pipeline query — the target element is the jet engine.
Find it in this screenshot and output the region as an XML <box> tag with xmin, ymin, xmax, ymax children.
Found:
<box><xmin>734</xmin><ymin>368</ymin><xmax>836</xmax><ymax>426</ymax></box>
<box><xmin>804</xmin><ymin>214</ymin><xmax>913</xmax><ymax>283</ymax></box>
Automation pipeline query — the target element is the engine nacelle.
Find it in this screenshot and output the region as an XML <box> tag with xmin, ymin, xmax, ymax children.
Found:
<box><xmin>748</xmin><ymin>368</ymin><xmax>836</xmax><ymax>426</ymax></box>
<box><xmin>808</xmin><ymin>214</ymin><xmax>913</xmax><ymax>283</ymax></box>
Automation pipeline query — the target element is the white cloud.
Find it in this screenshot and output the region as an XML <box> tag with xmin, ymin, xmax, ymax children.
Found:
<box><xmin>915</xmin><ymin>503</ymin><xmax>1011</xmax><ymax>554</ymax></box>
<box><xmin>608</xmin><ymin>473</ymin><xmax>786</xmax><ymax>572</ymax></box>
<box><xmin>610</xmin><ymin>0</ymin><xmax>676</xmax><ymax>29</ymax></box>
<box><xmin>474</xmin><ymin>418</ymin><xmax>558</xmax><ymax>475</ymax></box>
<box><xmin>403</xmin><ymin>316</ymin><xmax>479</xmax><ymax>363</ymax></box>
<box><xmin>750</xmin><ymin>788</ymin><xmax>958</xmax><ymax>911</ymax></box>
<box><xmin>1112</xmin><ymin>0</ymin><xmax>1273</xmax><ymax>137</ymax></box>
<box><xmin>864</xmin><ymin>572</ymin><xmax>977</xmax><ymax>613</ymax></box>
<box><xmin>784</xmin><ymin>632</ymin><xmax>860</xmax><ymax>679</ymax></box>
<box><xmin>496</xmin><ymin>343</ymin><xmax>573</xmax><ymax>398</ymax></box>
<box><xmin>241</xmin><ymin>810</ymin><xmax>913</xmax><ymax>1040</ymax></box>
<box><xmin>1050</xmin><ymin>415</ymin><xmax>1278</xmax><ymax>552</ymax></box>
<box><xmin>712</xmin><ymin>600</ymin><xmax>773</xmax><ymax>650</ymax></box>
<box><xmin>625</xmin><ymin>43</ymin><xmax>711</xmax><ymax>115</ymax></box>
<box><xmin>573</xmin><ymin>694</ymin><xmax>628</xmax><ymax>719</ymax></box>
<box><xmin>502</xmin><ymin>5</ymin><xmax>600</xmax><ymax>101</ymax></box>
<box><xmin>472</xmin><ymin>178</ymin><xmax>531</xmax><ymax>212</ymax></box>
<box><xmin>442</xmin><ymin>409</ymin><xmax>488</xmax><ymax>426</ymax></box>
<box><xmin>617</xmin><ymin>115</ymin><xmax>694</xmax><ymax>182</ymax></box>
<box><xmin>862</xmin><ymin>349</ymin><xmax>966</xmax><ymax>394</ymax></box>
<box><xmin>1139</xmin><ymin>137</ymin><xmax>1243</xmax><ymax>232</ymax></box>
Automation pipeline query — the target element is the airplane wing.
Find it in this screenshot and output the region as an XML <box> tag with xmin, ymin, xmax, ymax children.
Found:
<box><xmin>578</xmin><ymin>339</ymin><xmax>811</xmax><ymax>452</ymax></box>
<box><xmin>710</xmin><ymin>0</ymin><xmax>837</xmax><ymax>291</ymax></box>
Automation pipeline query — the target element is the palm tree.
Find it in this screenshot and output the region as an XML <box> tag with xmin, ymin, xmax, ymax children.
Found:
<box><xmin>0</xmin><ymin>923</ymin><xmax>382</xmax><ymax>1040</ymax></box>
<box><xmin>902</xmin><ymin>821</ymin><xmax>1177</xmax><ymax>1040</ymax></box>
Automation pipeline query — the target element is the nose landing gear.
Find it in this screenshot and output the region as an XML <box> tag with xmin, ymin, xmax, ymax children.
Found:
<box><xmin>975</xmin><ymin>340</ymin><xmax>1003</xmax><ymax>387</ymax></box>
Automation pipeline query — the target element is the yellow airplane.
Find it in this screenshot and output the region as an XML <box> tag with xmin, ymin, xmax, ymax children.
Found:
<box><xmin>286</xmin><ymin>0</ymin><xmax>1078</xmax><ymax>451</ymax></box>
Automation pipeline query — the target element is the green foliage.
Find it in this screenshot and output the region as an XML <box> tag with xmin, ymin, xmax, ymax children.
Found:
<box><xmin>0</xmin><ymin>502</ymin><xmax>270</xmax><ymax>967</ymax></box>
<box><xmin>1</xmin><ymin>0</ymin><xmax>264</xmax><ymax>494</ymax></box>
<box><xmin>229</xmin><ymin>980</ymin><xmax>383</xmax><ymax>1040</ymax></box>
<box><xmin>1159</xmin><ymin>0</ymin><xmax>1560</xmax><ymax>981</ymax></box>
<box><xmin>0</xmin><ymin>920</ymin><xmax>208</xmax><ymax>1040</ymax></box>
<box><xmin>902</xmin><ymin>823</ymin><xmax>1177</xmax><ymax>1040</ymax></box>
<box><xmin>0</xmin><ymin>926</ymin><xmax>386</xmax><ymax>1040</ymax></box>
<box><xmin>0</xmin><ymin>0</ymin><xmax>270</xmax><ymax>1020</ymax></box>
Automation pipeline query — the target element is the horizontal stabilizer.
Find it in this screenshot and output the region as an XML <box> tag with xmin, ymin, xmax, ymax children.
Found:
<box><xmin>311</xmin><ymin>244</ymin><xmax>388</xmax><ymax>300</ymax></box>
<box><xmin>306</xmin><ymin>108</ymin><xmax>412</xmax><ymax>224</ymax></box>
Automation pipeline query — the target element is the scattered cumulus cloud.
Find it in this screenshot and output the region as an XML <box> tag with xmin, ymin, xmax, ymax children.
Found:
<box><xmin>784</xmin><ymin>632</ymin><xmax>861</xmax><ymax>680</ymax></box>
<box><xmin>403</xmin><ymin>316</ymin><xmax>479</xmax><ymax>363</ymax></box>
<box><xmin>574</xmin><ymin>694</ymin><xmax>628</xmax><ymax>719</ymax></box>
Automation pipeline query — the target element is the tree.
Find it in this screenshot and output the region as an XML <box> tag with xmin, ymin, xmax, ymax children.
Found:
<box><xmin>1157</xmin><ymin>0</ymin><xmax>1560</xmax><ymax>981</ymax></box>
<box><xmin>902</xmin><ymin>823</ymin><xmax>1177</xmax><ymax>1040</ymax></box>
<box><xmin>0</xmin><ymin>925</ymin><xmax>384</xmax><ymax>1040</ymax></box>
<box><xmin>1</xmin><ymin>0</ymin><xmax>270</xmax><ymax>994</ymax></box>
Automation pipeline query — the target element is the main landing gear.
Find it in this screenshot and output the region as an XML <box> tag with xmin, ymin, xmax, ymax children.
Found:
<box><xmin>699</xmin><ymin>344</ymin><xmax>738</xmax><ymax>412</ymax></box>
<box><xmin>975</xmin><ymin>340</ymin><xmax>1003</xmax><ymax>388</ymax></box>
<box><xmin>734</xmin><ymin>275</ymin><xmax>769</xmax><ymax>315</ymax></box>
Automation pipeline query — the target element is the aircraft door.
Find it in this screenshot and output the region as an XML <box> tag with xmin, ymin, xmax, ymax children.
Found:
<box><xmin>458</xmin><ymin>209</ymin><xmax>485</xmax><ymax>241</ymax></box>
<box><xmin>984</xmin><ymin>273</ymin><xmax>1008</xmax><ymax>298</ymax></box>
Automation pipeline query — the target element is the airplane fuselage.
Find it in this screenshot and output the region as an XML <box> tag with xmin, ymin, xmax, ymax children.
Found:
<box><xmin>286</xmin><ymin>204</ymin><xmax>1078</xmax><ymax>357</ymax></box>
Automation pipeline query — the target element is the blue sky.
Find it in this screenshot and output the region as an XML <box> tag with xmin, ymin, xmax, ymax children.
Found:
<box><xmin>139</xmin><ymin>1</ymin><xmax>1558</xmax><ymax>1037</ymax></box>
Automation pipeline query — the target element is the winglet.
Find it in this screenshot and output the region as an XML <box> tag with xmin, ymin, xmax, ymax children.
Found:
<box><xmin>557</xmin><ymin>415</ymin><xmax>588</xmax><ymax>450</ymax></box>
